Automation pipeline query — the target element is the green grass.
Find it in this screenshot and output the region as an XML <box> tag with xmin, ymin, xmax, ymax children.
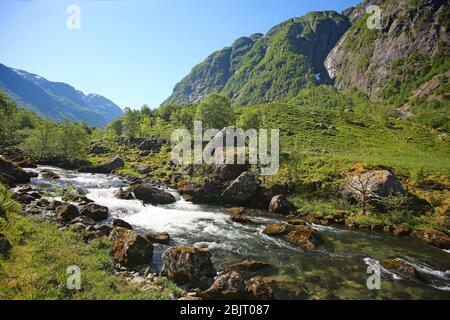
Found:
<box><xmin>0</xmin><ymin>190</ymin><xmax>181</xmax><ymax>300</ymax></box>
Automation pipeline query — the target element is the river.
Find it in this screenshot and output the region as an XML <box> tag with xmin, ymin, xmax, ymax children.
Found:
<box><xmin>25</xmin><ymin>166</ymin><xmax>450</xmax><ymax>300</ymax></box>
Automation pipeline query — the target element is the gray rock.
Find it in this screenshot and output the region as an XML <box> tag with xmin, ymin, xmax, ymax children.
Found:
<box><xmin>80</xmin><ymin>203</ymin><xmax>109</xmax><ymax>222</ymax></box>
<box><xmin>160</xmin><ymin>246</ymin><xmax>216</xmax><ymax>289</ymax></box>
<box><xmin>222</xmin><ymin>172</ymin><xmax>260</xmax><ymax>204</ymax></box>
<box><xmin>56</xmin><ymin>204</ymin><xmax>80</xmax><ymax>222</ymax></box>
<box><xmin>0</xmin><ymin>233</ymin><xmax>12</xmax><ymax>258</ymax></box>
<box><xmin>109</xmin><ymin>227</ymin><xmax>154</xmax><ymax>267</ymax></box>
<box><xmin>269</xmin><ymin>195</ymin><xmax>294</xmax><ymax>214</ymax></box>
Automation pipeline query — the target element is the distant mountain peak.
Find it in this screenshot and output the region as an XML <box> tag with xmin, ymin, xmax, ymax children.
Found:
<box><xmin>0</xmin><ymin>63</ymin><xmax>123</xmax><ymax>126</ymax></box>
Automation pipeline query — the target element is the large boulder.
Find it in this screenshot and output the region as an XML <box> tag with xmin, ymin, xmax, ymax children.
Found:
<box><xmin>109</xmin><ymin>227</ymin><xmax>154</xmax><ymax>267</ymax></box>
<box><xmin>0</xmin><ymin>233</ymin><xmax>12</xmax><ymax>258</ymax></box>
<box><xmin>138</xmin><ymin>138</ymin><xmax>168</xmax><ymax>151</ymax></box>
<box><xmin>200</xmin><ymin>271</ymin><xmax>250</xmax><ymax>300</ymax></box>
<box><xmin>382</xmin><ymin>259</ymin><xmax>425</xmax><ymax>282</ymax></box>
<box><xmin>210</xmin><ymin>162</ymin><xmax>250</xmax><ymax>181</ymax></box>
<box><xmin>0</xmin><ymin>158</ymin><xmax>31</xmax><ymax>185</ymax></box>
<box><xmin>56</xmin><ymin>204</ymin><xmax>80</xmax><ymax>222</ymax></box>
<box><xmin>245</xmin><ymin>277</ymin><xmax>274</xmax><ymax>300</ymax></box>
<box><xmin>112</xmin><ymin>218</ymin><xmax>133</xmax><ymax>230</ymax></box>
<box><xmin>88</xmin><ymin>142</ymin><xmax>107</xmax><ymax>155</ymax></box>
<box><xmin>412</xmin><ymin>228</ymin><xmax>450</xmax><ymax>250</ymax></box>
<box><xmin>114</xmin><ymin>188</ymin><xmax>135</xmax><ymax>200</ymax></box>
<box><xmin>263</xmin><ymin>223</ymin><xmax>295</xmax><ymax>236</ymax></box>
<box><xmin>40</xmin><ymin>169</ymin><xmax>60</xmax><ymax>180</ymax></box>
<box><xmin>178</xmin><ymin>178</ymin><xmax>221</xmax><ymax>204</ymax></box>
<box><xmin>287</xmin><ymin>225</ymin><xmax>323</xmax><ymax>250</ymax></box>
<box><xmin>80</xmin><ymin>203</ymin><xmax>109</xmax><ymax>222</ymax></box>
<box><xmin>160</xmin><ymin>246</ymin><xmax>216</xmax><ymax>289</ymax></box>
<box><xmin>269</xmin><ymin>195</ymin><xmax>294</xmax><ymax>214</ymax></box>
<box><xmin>204</xmin><ymin>127</ymin><xmax>239</xmax><ymax>155</ymax></box>
<box><xmin>127</xmin><ymin>184</ymin><xmax>176</xmax><ymax>205</ymax></box>
<box><xmin>344</xmin><ymin>170</ymin><xmax>405</xmax><ymax>203</ymax></box>
<box><xmin>91</xmin><ymin>156</ymin><xmax>124</xmax><ymax>174</ymax></box>
<box><xmin>222</xmin><ymin>172</ymin><xmax>260</xmax><ymax>204</ymax></box>
<box><xmin>144</xmin><ymin>231</ymin><xmax>171</xmax><ymax>245</ymax></box>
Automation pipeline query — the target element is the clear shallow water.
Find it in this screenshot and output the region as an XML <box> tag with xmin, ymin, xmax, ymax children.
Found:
<box><xmin>27</xmin><ymin>166</ymin><xmax>450</xmax><ymax>300</ymax></box>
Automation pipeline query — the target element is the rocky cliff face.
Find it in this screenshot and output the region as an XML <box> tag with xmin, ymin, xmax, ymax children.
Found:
<box><xmin>325</xmin><ymin>0</ymin><xmax>449</xmax><ymax>99</ymax></box>
<box><xmin>163</xmin><ymin>11</ymin><xmax>350</xmax><ymax>106</ymax></box>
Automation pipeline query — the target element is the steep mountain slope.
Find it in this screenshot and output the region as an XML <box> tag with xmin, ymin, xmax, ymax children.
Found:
<box><xmin>325</xmin><ymin>0</ymin><xmax>450</xmax><ymax>99</ymax></box>
<box><xmin>163</xmin><ymin>11</ymin><xmax>351</xmax><ymax>106</ymax></box>
<box><xmin>0</xmin><ymin>64</ymin><xmax>123</xmax><ymax>127</ymax></box>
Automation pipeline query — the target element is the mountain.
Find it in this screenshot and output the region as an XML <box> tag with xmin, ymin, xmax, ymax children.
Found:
<box><xmin>164</xmin><ymin>0</ymin><xmax>449</xmax><ymax>107</ymax></box>
<box><xmin>163</xmin><ymin>11</ymin><xmax>351</xmax><ymax>106</ymax></box>
<box><xmin>325</xmin><ymin>0</ymin><xmax>449</xmax><ymax>99</ymax></box>
<box><xmin>0</xmin><ymin>63</ymin><xmax>123</xmax><ymax>127</ymax></box>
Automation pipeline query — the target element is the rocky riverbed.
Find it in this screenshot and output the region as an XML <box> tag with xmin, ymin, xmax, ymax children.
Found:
<box><xmin>3</xmin><ymin>163</ymin><xmax>447</xmax><ymax>300</ymax></box>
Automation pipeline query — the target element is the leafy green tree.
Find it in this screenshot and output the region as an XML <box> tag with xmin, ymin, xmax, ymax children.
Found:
<box><xmin>195</xmin><ymin>93</ymin><xmax>234</xmax><ymax>129</ymax></box>
<box><xmin>56</xmin><ymin>120</ymin><xmax>89</xmax><ymax>160</ymax></box>
<box><xmin>122</xmin><ymin>107</ymin><xmax>141</xmax><ymax>140</ymax></box>
<box><xmin>107</xmin><ymin>118</ymin><xmax>123</xmax><ymax>136</ymax></box>
<box><xmin>21</xmin><ymin>121</ymin><xmax>58</xmax><ymax>160</ymax></box>
<box><xmin>236</xmin><ymin>109</ymin><xmax>264</xmax><ymax>130</ymax></box>
<box><xmin>155</xmin><ymin>104</ymin><xmax>180</xmax><ymax>121</ymax></box>
<box><xmin>0</xmin><ymin>92</ymin><xmax>17</xmax><ymax>147</ymax></box>
<box><xmin>140</xmin><ymin>104</ymin><xmax>153</xmax><ymax>118</ymax></box>
<box><xmin>170</xmin><ymin>106</ymin><xmax>196</xmax><ymax>130</ymax></box>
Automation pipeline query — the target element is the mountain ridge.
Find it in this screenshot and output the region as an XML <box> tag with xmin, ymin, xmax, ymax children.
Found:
<box><xmin>163</xmin><ymin>0</ymin><xmax>449</xmax><ymax>107</ymax></box>
<box><xmin>0</xmin><ymin>63</ymin><xmax>123</xmax><ymax>127</ymax></box>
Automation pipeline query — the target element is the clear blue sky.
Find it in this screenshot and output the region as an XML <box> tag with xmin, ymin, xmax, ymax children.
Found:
<box><xmin>0</xmin><ymin>0</ymin><xmax>360</xmax><ymax>109</ymax></box>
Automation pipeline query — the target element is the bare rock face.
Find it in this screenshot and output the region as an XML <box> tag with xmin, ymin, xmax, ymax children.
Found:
<box><xmin>325</xmin><ymin>0</ymin><xmax>449</xmax><ymax>98</ymax></box>
<box><xmin>160</xmin><ymin>246</ymin><xmax>216</xmax><ymax>289</ymax></box>
<box><xmin>109</xmin><ymin>227</ymin><xmax>153</xmax><ymax>267</ymax></box>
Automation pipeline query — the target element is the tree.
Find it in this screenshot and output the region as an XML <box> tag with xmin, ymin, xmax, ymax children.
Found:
<box><xmin>171</xmin><ymin>106</ymin><xmax>196</xmax><ymax>130</ymax></box>
<box><xmin>56</xmin><ymin>120</ymin><xmax>89</xmax><ymax>160</ymax></box>
<box><xmin>236</xmin><ymin>109</ymin><xmax>264</xmax><ymax>130</ymax></box>
<box><xmin>346</xmin><ymin>172</ymin><xmax>378</xmax><ymax>215</ymax></box>
<box><xmin>107</xmin><ymin>118</ymin><xmax>123</xmax><ymax>136</ymax></box>
<box><xmin>122</xmin><ymin>107</ymin><xmax>140</xmax><ymax>140</ymax></box>
<box><xmin>195</xmin><ymin>93</ymin><xmax>234</xmax><ymax>130</ymax></box>
<box><xmin>21</xmin><ymin>121</ymin><xmax>58</xmax><ymax>160</ymax></box>
<box><xmin>0</xmin><ymin>92</ymin><xmax>17</xmax><ymax>147</ymax></box>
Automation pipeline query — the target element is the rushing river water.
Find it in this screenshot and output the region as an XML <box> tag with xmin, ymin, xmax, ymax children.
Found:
<box><xmin>26</xmin><ymin>166</ymin><xmax>450</xmax><ymax>300</ymax></box>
